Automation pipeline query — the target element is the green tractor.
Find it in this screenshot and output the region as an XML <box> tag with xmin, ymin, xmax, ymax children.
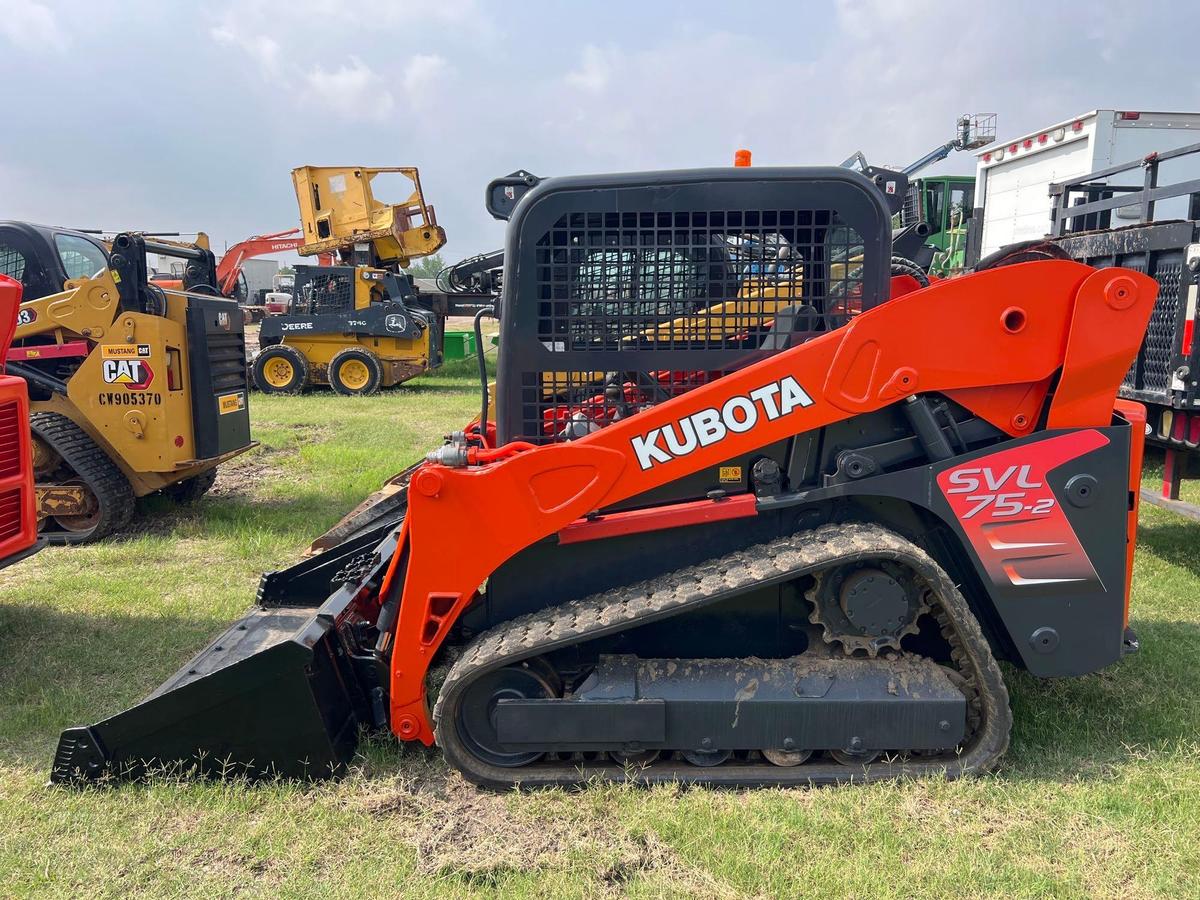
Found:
<box><xmin>897</xmin><ymin>175</ymin><xmax>976</xmax><ymax>277</ymax></box>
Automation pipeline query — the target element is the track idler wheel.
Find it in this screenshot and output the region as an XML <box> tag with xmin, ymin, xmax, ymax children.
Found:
<box><xmin>763</xmin><ymin>748</ymin><xmax>814</xmax><ymax>767</ymax></box>
<box><xmin>455</xmin><ymin>659</ymin><xmax>560</xmax><ymax>768</ymax></box>
<box><xmin>51</xmin><ymin>478</ymin><xmax>102</xmax><ymax>534</ymax></box>
<box><xmin>608</xmin><ymin>749</ymin><xmax>660</xmax><ymax>767</ymax></box>
<box><xmin>682</xmin><ymin>749</ymin><xmax>731</xmax><ymax>767</ymax></box>
<box><xmin>829</xmin><ymin>747</ymin><xmax>880</xmax><ymax>766</ymax></box>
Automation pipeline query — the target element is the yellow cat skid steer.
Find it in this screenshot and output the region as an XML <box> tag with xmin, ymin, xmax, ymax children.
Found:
<box><xmin>1</xmin><ymin>223</ymin><xmax>255</xmax><ymax>543</ymax></box>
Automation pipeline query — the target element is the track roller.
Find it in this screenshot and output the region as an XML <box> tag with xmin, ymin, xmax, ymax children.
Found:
<box><xmin>682</xmin><ymin>749</ymin><xmax>731</xmax><ymax>767</ymax></box>
<box><xmin>829</xmin><ymin>748</ymin><xmax>881</xmax><ymax>766</ymax></box>
<box><xmin>608</xmin><ymin>749</ymin><xmax>660</xmax><ymax>766</ymax></box>
<box><xmin>763</xmin><ymin>749</ymin><xmax>814</xmax><ymax>767</ymax></box>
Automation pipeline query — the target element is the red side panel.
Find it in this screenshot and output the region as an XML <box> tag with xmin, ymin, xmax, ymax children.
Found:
<box><xmin>556</xmin><ymin>493</ymin><xmax>758</xmax><ymax>545</ymax></box>
<box><xmin>0</xmin><ymin>276</ymin><xmax>38</xmax><ymax>565</ymax></box>
<box><xmin>6</xmin><ymin>340</ymin><xmax>90</xmax><ymax>362</ymax></box>
<box><xmin>0</xmin><ymin>275</ymin><xmax>17</xmax><ymax>352</ymax></box>
<box><xmin>936</xmin><ymin>430</ymin><xmax>1109</xmax><ymax>589</ymax></box>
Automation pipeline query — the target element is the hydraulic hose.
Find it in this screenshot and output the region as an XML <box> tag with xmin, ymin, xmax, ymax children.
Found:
<box><xmin>890</xmin><ymin>256</ymin><xmax>931</xmax><ymax>288</ymax></box>
<box><xmin>474</xmin><ymin>305</ymin><xmax>496</xmax><ymax>448</ymax></box>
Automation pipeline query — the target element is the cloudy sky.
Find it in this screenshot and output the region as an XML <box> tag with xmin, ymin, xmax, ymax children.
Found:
<box><xmin>1</xmin><ymin>0</ymin><xmax>1194</xmax><ymax>262</ymax></box>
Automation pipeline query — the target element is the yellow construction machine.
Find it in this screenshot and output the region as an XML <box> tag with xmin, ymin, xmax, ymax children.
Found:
<box><xmin>252</xmin><ymin>166</ymin><xmax>449</xmax><ymax>396</ymax></box>
<box><xmin>1</xmin><ymin>223</ymin><xmax>255</xmax><ymax>542</ymax></box>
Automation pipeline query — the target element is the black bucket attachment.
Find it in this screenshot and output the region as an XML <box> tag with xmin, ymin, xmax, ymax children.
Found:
<box><xmin>51</xmin><ymin>527</ymin><xmax>398</xmax><ymax>785</ymax></box>
<box><xmin>307</xmin><ymin>461</ymin><xmax>416</xmax><ymax>554</ymax></box>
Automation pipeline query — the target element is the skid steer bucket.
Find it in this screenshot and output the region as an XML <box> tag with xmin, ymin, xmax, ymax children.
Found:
<box><xmin>50</xmin><ymin>528</ymin><xmax>395</xmax><ymax>784</ymax></box>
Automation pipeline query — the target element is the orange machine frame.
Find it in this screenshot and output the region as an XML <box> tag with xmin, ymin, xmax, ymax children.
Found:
<box><xmin>0</xmin><ymin>276</ymin><xmax>39</xmax><ymax>564</ymax></box>
<box><xmin>378</xmin><ymin>260</ymin><xmax>1157</xmax><ymax>745</ymax></box>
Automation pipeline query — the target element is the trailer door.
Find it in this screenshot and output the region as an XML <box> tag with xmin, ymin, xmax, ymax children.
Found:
<box><xmin>980</xmin><ymin>139</ymin><xmax>1093</xmax><ymax>256</ymax></box>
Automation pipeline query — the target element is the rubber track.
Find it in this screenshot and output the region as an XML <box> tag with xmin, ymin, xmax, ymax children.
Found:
<box><xmin>433</xmin><ymin>522</ymin><xmax>1012</xmax><ymax>789</ymax></box>
<box><xmin>165</xmin><ymin>467</ymin><xmax>218</xmax><ymax>504</ymax></box>
<box><xmin>31</xmin><ymin>412</ymin><xmax>135</xmax><ymax>544</ymax></box>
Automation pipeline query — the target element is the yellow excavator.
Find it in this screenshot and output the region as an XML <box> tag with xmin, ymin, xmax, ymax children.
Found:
<box><xmin>1</xmin><ymin>223</ymin><xmax>255</xmax><ymax>542</ymax></box>
<box><xmin>251</xmin><ymin>166</ymin><xmax>449</xmax><ymax>396</ymax></box>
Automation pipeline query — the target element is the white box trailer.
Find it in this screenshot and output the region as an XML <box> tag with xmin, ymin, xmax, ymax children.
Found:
<box><xmin>974</xmin><ymin>110</ymin><xmax>1200</xmax><ymax>258</ymax></box>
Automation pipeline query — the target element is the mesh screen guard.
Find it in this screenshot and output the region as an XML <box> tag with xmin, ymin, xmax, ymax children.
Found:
<box><xmin>494</xmin><ymin>168</ymin><xmax>891</xmax><ymax>444</ymax></box>
<box><xmin>293</xmin><ymin>265</ymin><xmax>359</xmax><ymax>315</ymax></box>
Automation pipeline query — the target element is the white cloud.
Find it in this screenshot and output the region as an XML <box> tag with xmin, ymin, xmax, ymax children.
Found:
<box><xmin>210</xmin><ymin>10</ymin><xmax>399</xmax><ymax>123</ymax></box>
<box><xmin>210</xmin><ymin>21</ymin><xmax>283</xmax><ymax>79</ymax></box>
<box><xmin>403</xmin><ymin>54</ymin><xmax>451</xmax><ymax>106</ymax></box>
<box><xmin>304</xmin><ymin>57</ymin><xmax>396</xmax><ymax>122</ymax></box>
<box><xmin>565</xmin><ymin>45</ymin><xmax>613</xmax><ymax>94</ymax></box>
<box><xmin>0</xmin><ymin>0</ymin><xmax>68</xmax><ymax>52</ymax></box>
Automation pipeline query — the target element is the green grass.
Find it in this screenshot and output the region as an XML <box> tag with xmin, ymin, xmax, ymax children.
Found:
<box><xmin>3</xmin><ymin>369</ymin><xmax>1200</xmax><ymax>897</ymax></box>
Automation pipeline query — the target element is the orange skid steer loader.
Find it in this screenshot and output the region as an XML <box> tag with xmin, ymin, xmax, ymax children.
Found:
<box><xmin>53</xmin><ymin>164</ymin><xmax>1156</xmax><ymax>788</ymax></box>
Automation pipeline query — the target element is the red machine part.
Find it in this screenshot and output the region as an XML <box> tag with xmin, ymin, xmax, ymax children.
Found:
<box><xmin>0</xmin><ymin>276</ymin><xmax>40</xmax><ymax>564</ymax></box>
<box><xmin>5</xmin><ymin>341</ymin><xmax>90</xmax><ymax>363</ymax></box>
<box><xmin>936</xmin><ymin>429</ymin><xmax>1109</xmax><ymax>589</ymax></box>
<box><xmin>215</xmin><ymin>229</ymin><xmax>333</xmax><ymax>297</ymax></box>
<box><xmin>377</xmin><ymin>261</ymin><xmax>1158</xmax><ymax>746</ymax></box>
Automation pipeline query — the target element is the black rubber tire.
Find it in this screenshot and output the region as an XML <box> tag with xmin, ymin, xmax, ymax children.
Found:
<box><xmin>252</xmin><ymin>345</ymin><xmax>309</xmax><ymax>395</ymax></box>
<box><xmin>328</xmin><ymin>347</ymin><xmax>383</xmax><ymax>397</ymax></box>
<box><xmin>30</xmin><ymin>412</ymin><xmax>135</xmax><ymax>545</ymax></box>
<box><xmin>162</xmin><ymin>467</ymin><xmax>218</xmax><ymax>504</ymax></box>
<box><xmin>974</xmin><ymin>239</ymin><xmax>1073</xmax><ymax>271</ymax></box>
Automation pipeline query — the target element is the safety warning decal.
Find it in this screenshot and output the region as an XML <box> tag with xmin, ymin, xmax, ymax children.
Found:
<box><xmin>718</xmin><ymin>466</ymin><xmax>742</xmax><ymax>483</ymax></box>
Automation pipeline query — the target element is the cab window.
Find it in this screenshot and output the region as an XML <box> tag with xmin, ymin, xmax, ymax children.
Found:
<box><xmin>55</xmin><ymin>234</ymin><xmax>108</xmax><ymax>281</ymax></box>
<box><xmin>948</xmin><ymin>184</ymin><xmax>974</xmax><ymax>230</ymax></box>
<box><xmin>925</xmin><ymin>182</ymin><xmax>946</xmax><ymax>235</ymax></box>
<box><xmin>0</xmin><ymin>242</ymin><xmax>26</xmax><ymax>281</ymax></box>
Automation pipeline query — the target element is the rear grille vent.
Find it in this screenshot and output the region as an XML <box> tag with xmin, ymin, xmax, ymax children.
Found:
<box><xmin>0</xmin><ymin>401</ymin><xmax>21</xmax><ymax>480</ymax></box>
<box><xmin>0</xmin><ymin>487</ymin><xmax>21</xmax><ymax>541</ymax></box>
<box><xmin>206</xmin><ymin>332</ymin><xmax>249</xmax><ymax>393</ymax></box>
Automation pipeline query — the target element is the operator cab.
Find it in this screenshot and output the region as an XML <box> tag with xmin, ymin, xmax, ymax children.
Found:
<box><xmin>0</xmin><ymin>222</ymin><xmax>109</xmax><ymax>302</ymax></box>
<box><xmin>492</xmin><ymin>167</ymin><xmax>897</xmax><ymax>446</ymax></box>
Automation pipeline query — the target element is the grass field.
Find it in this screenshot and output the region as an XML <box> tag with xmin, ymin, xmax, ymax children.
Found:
<box><xmin>3</xmin><ymin>361</ymin><xmax>1200</xmax><ymax>898</ymax></box>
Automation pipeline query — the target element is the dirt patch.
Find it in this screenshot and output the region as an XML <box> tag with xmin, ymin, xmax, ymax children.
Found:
<box><xmin>209</xmin><ymin>427</ymin><xmax>334</xmax><ymax>500</ymax></box>
<box><xmin>211</xmin><ymin>452</ymin><xmax>286</xmax><ymax>499</ymax></box>
<box><xmin>191</xmin><ymin>847</ymin><xmax>280</xmax><ymax>883</ymax></box>
<box><xmin>347</xmin><ymin>767</ymin><xmax>740</xmax><ymax>896</ymax></box>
